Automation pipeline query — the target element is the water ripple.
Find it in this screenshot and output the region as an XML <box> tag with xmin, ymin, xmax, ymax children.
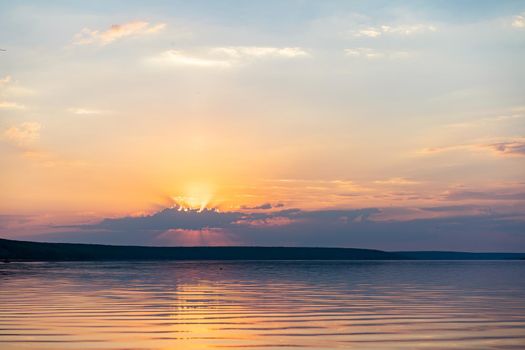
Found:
<box><xmin>1</xmin><ymin>260</ymin><xmax>524</xmax><ymax>349</ymax></box>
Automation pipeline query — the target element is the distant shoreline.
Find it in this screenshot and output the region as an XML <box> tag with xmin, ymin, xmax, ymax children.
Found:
<box><xmin>1</xmin><ymin>238</ymin><xmax>524</xmax><ymax>262</ymax></box>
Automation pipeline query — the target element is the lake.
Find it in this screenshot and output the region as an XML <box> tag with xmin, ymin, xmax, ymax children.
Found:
<box><xmin>1</xmin><ymin>261</ymin><xmax>524</xmax><ymax>349</ymax></box>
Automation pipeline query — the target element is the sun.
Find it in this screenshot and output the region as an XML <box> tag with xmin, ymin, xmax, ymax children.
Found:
<box><xmin>172</xmin><ymin>182</ymin><xmax>214</xmax><ymax>212</ymax></box>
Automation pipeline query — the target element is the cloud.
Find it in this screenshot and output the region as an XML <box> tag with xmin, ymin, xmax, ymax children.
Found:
<box><xmin>484</xmin><ymin>141</ymin><xmax>525</xmax><ymax>157</ymax></box>
<box><xmin>419</xmin><ymin>144</ymin><xmax>472</xmax><ymax>155</ymax></box>
<box><xmin>354</xmin><ymin>27</ymin><xmax>382</xmax><ymax>38</ymax></box>
<box><xmin>31</xmin><ymin>205</ymin><xmax>525</xmax><ymax>251</ymax></box>
<box><xmin>0</xmin><ymin>101</ymin><xmax>25</xmax><ymax>110</ymax></box>
<box><xmin>211</xmin><ymin>46</ymin><xmax>309</xmax><ymax>59</ymax></box>
<box><xmin>1</xmin><ymin>78</ymin><xmax>23</xmax><ymax>110</ymax></box>
<box><xmin>62</xmin><ymin>207</ymin><xmax>380</xmax><ymax>234</ymax></box>
<box><xmin>74</xmin><ymin>21</ymin><xmax>166</xmax><ymax>45</ymax></box>
<box><xmin>150</xmin><ymin>50</ymin><xmax>233</xmax><ymax>68</ymax></box>
<box><xmin>2</xmin><ymin>122</ymin><xmax>41</xmax><ymax>146</ymax></box>
<box><xmin>418</xmin><ymin>204</ymin><xmax>491</xmax><ymax>213</ymax></box>
<box><xmin>374</xmin><ymin>177</ymin><xmax>420</xmax><ymax>185</ymax></box>
<box><xmin>344</xmin><ymin>48</ymin><xmax>413</xmax><ymax>60</ymax></box>
<box><xmin>68</xmin><ymin>108</ymin><xmax>109</xmax><ymax>115</ymax></box>
<box><xmin>353</xmin><ymin>24</ymin><xmax>436</xmax><ymax>38</ymax></box>
<box><xmin>0</xmin><ymin>75</ymin><xmax>34</xmax><ymax>99</ymax></box>
<box><xmin>1</xmin><ymin>122</ymin><xmax>86</xmax><ymax>168</ymax></box>
<box><xmin>512</xmin><ymin>14</ymin><xmax>525</xmax><ymax>28</ymax></box>
<box><xmin>446</xmin><ymin>112</ymin><xmax>525</xmax><ymax>129</ymax></box>
<box><xmin>0</xmin><ymin>75</ymin><xmax>11</xmax><ymax>85</ymax></box>
<box><xmin>445</xmin><ymin>190</ymin><xmax>525</xmax><ymax>201</ymax></box>
<box><xmin>240</xmin><ymin>203</ymin><xmax>285</xmax><ymax>210</ymax></box>
<box><xmin>235</xmin><ymin>215</ymin><xmax>299</xmax><ymax>227</ymax></box>
<box><xmin>419</xmin><ymin>139</ymin><xmax>525</xmax><ymax>157</ymax></box>
<box><xmin>149</xmin><ymin>46</ymin><xmax>309</xmax><ymax>68</ymax></box>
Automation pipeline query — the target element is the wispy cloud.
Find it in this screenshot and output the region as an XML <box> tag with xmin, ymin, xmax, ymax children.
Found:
<box><xmin>0</xmin><ymin>122</ymin><xmax>81</xmax><ymax>168</ymax></box>
<box><xmin>0</xmin><ymin>75</ymin><xmax>11</xmax><ymax>85</ymax></box>
<box><xmin>0</xmin><ymin>76</ymin><xmax>26</xmax><ymax>109</ymax></box>
<box><xmin>149</xmin><ymin>46</ymin><xmax>310</xmax><ymax>68</ymax></box>
<box><xmin>211</xmin><ymin>46</ymin><xmax>309</xmax><ymax>59</ymax></box>
<box><xmin>0</xmin><ymin>101</ymin><xmax>26</xmax><ymax>110</ymax></box>
<box><xmin>150</xmin><ymin>50</ymin><xmax>232</xmax><ymax>68</ymax></box>
<box><xmin>419</xmin><ymin>139</ymin><xmax>525</xmax><ymax>157</ymax></box>
<box><xmin>445</xmin><ymin>112</ymin><xmax>525</xmax><ymax>128</ymax></box>
<box><xmin>68</xmin><ymin>108</ymin><xmax>109</xmax><ymax>115</ymax></box>
<box><xmin>344</xmin><ymin>48</ymin><xmax>413</xmax><ymax>59</ymax></box>
<box><xmin>445</xmin><ymin>190</ymin><xmax>525</xmax><ymax>201</ymax></box>
<box><xmin>512</xmin><ymin>13</ymin><xmax>525</xmax><ymax>28</ymax></box>
<box><xmin>353</xmin><ymin>24</ymin><xmax>436</xmax><ymax>38</ymax></box>
<box><xmin>374</xmin><ymin>177</ymin><xmax>420</xmax><ymax>185</ymax></box>
<box><xmin>1</xmin><ymin>122</ymin><xmax>83</xmax><ymax>168</ymax></box>
<box><xmin>2</xmin><ymin>122</ymin><xmax>41</xmax><ymax>146</ymax></box>
<box><xmin>0</xmin><ymin>75</ymin><xmax>33</xmax><ymax>108</ymax></box>
<box><xmin>73</xmin><ymin>21</ymin><xmax>166</xmax><ymax>45</ymax></box>
<box><xmin>240</xmin><ymin>203</ymin><xmax>285</xmax><ymax>210</ymax></box>
<box><xmin>484</xmin><ymin>141</ymin><xmax>525</xmax><ymax>157</ymax></box>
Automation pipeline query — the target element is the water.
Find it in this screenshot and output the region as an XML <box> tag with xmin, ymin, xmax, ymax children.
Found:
<box><xmin>1</xmin><ymin>261</ymin><xmax>524</xmax><ymax>350</ymax></box>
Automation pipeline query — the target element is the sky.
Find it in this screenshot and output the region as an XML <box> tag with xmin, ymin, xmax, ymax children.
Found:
<box><xmin>1</xmin><ymin>0</ymin><xmax>524</xmax><ymax>251</ymax></box>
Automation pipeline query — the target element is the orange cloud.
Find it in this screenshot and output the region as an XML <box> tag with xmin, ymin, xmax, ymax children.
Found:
<box><xmin>374</xmin><ymin>177</ymin><xmax>420</xmax><ymax>185</ymax></box>
<box><xmin>2</xmin><ymin>122</ymin><xmax>40</xmax><ymax>146</ymax></box>
<box><xmin>419</xmin><ymin>139</ymin><xmax>525</xmax><ymax>157</ymax></box>
<box><xmin>74</xmin><ymin>21</ymin><xmax>166</xmax><ymax>45</ymax></box>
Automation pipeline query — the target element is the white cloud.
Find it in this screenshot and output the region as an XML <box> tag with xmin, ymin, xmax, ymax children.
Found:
<box><xmin>353</xmin><ymin>24</ymin><xmax>436</xmax><ymax>38</ymax></box>
<box><xmin>512</xmin><ymin>14</ymin><xmax>525</xmax><ymax>28</ymax></box>
<box><xmin>2</xmin><ymin>122</ymin><xmax>41</xmax><ymax>146</ymax></box>
<box><xmin>344</xmin><ymin>48</ymin><xmax>412</xmax><ymax>60</ymax></box>
<box><xmin>0</xmin><ymin>76</ymin><xmax>27</xmax><ymax>109</ymax></box>
<box><xmin>74</xmin><ymin>21</ymin><xmax>166</xmax><ymax>45</ymax></box>
<box><xmin>382</xmin><ymin>24</ymin><xmax>437</xmax><ymax>35</ymax></box>
<box><xmin>354</xmin><ymin>28</ymin><xmax>382</xmax><ymax>38</ymax></box>
<box><xmin>150</xmin><ymin>50</ymin><xmax>232</xmax><ymax>68</ymax></box>
<box><xmin>211</xmin><ymin>46</ymin><xmax>309</xmax><ymax>59</ymax></box>
<box><xmin>149</xmin><ymin>46</ymin><xmax>309</xmax><ymax>68</ymax></box>
<box><xmin>68</xmin><ymin>108</ymin><xmax>109</xmax><ymax>115</ymax></box>
<box><xmin>0</xmin><ymin>101</ymin><xmax>26</xmax><ymax>110</ymax></box>
<box><xmin>0</xmin><ymin>75</ymin><xmax>35</xmax><ymax>97</ymax></box>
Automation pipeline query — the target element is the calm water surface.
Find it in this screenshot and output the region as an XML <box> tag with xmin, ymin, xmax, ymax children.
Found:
<box><xmin>1</xmin><ymin>261</ymin><xmax>524</xmax><ymax>350</ymax></box>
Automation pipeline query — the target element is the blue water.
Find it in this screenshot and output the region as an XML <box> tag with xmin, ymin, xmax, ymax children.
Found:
<box><xmin>1</xmin><ymin>260</ymin><xmax>525</xmax><ymax>349</ymax></box>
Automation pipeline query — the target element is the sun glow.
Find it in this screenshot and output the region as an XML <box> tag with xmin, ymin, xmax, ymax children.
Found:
<box><xmin>171</xmin><ymin>182</ymin><xmax>214</xmax><ymax>212</ymax></box>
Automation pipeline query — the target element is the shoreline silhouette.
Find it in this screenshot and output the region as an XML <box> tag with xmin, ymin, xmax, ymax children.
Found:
<box><xmin>1</xmin><ymin>238</ymin><xmax>523</xmax><ymax>261</ymax></box>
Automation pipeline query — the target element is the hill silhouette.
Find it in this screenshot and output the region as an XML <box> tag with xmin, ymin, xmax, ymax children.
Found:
<box><xmin>0</xmin><ymin>238</ymin><xmax>399</xmax><ymax>261</ymax></box>
<box><xmin>1</xmin><ymin>238</ymin><xmax>523</xmax><ymax>261</ymax></box>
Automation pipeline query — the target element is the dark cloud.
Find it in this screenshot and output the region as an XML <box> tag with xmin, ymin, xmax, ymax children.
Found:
<box><xmin>94</xmin><ymin>208</ymin><xmax>241</xmax><ymax>231</ymax></box>
<box><xmin>446</xmin><ymin>190</ymin><xmax>525</xmax><ymax>201</ymax></box>
<box><xmin>29</xmin><ymin>206</ymin><xmax>525</xmax><ymax>251</ymax></box>
<box><xmin>487</xmin><ymin>141</ymin><xmax>525</xmax><ymax>156</ymax></box>
<box><xmin>0</xmin><ymin>214</ymin><xmax>33</xmax><ymax>229</ymax></box>
<box><xmin>241</xmin><ymin>203</ymin><xmax>285</xmax><ymax>210</ymax></box>
<box><xmin>66</xmin><ymin>207</ymin><xmax>378</xmax><ymax>232</ymax></box>
<box><xmin>419</xmin><ymin>205</ymin><xmax>480</xmax><ymax>212</ymax></box>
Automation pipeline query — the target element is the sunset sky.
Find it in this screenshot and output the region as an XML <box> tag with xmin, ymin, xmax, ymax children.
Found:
<box><xmin>1</xmin><ymin>1</ymin><xmax>524</xmax><ymax>251</ymax></box>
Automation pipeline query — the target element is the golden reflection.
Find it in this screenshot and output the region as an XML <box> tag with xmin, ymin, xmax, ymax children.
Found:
<box><xmin>1</xmin><ymin>262</ymin><xmax>525</xmax><ymax>350</ymax></box>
